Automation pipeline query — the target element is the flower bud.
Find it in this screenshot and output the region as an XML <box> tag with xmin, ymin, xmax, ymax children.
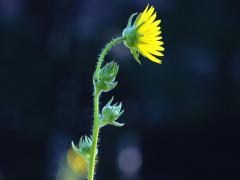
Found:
<box><xmin>99</xmin><ymin>61</ymin><xmax>119</xmax><ymax>83</ymax></box>
<box><xmin>94</xmin><ymin>61</ymin><xmax>119</xmax><ymax>92</ymax></box>
<box><xmin>72</xmin><ymin>135</ymin><xmax>93</xmax><ymax>162</ymax></box>
<box><xmin>99</xmin><ymin>97</ymin><xmax>124</xmax><ymax>128</ymax></box>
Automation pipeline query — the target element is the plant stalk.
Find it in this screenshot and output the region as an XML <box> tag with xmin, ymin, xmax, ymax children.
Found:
<box><xmin>88</xmin><ymin>37</ymin><xmax>125</xmax><ymax>180</ymax></box>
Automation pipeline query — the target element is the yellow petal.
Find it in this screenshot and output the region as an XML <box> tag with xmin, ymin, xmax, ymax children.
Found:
<box><xmin>139</xmin><ymin>48</ymin><xmax>162</xmax><ymax>64</ymax></box>
<box><xmin>139</xmin><ymin>39</ymin><xmax>164</xmax><ymax>46</ymax></box>
<box><xmin>148</xmin><ymin>49</ymin><xmax>164</xmax><ymax>56</ymax></box>
<box><xmin>141</xmin><ymin>20</ymin><xmax>161</xmax><ymax>33</ymax></box>
<box><xmin>143</xmin><ymin>27</ymin><xmax>161</xmax><ymax>35</ymax></box>
<box><xmin>140</xmin><ymin>44</ymin><xmax>165</xmax><ymax>51</ymax></box>
<box><xmin>138</xmin><ymin>6</ymin><xmax>155</xmax><ymax>26</ymax></box>
<box><xmin>141</xmin><ymin>35</ymin><xmax>162</xmax><ymax>41</ymax></box>
<box><xmin>143</xmin><ymin>30</ymin><xmax>162</xmax><ymax>37</ymax></box>
<box><xmin>144</xmin><ymin>6</ymin><xmax>155</xmax><ymax>21</ymax></box>
<box><xmin>147</xmin><ymin>40</ymin><xmax>164</xmax><ymax>46</ymax></box>
<box><xmin>140</xmin><ymin>13</ymin><xmax>157</xmax><ymax>31</ymax></box>
<box><xmin>143</xmin><ymin>5</ymin><xmax>150</xmax><ymax>15</ymax></box>
<box><xmin>139</xmin><ymin>45</ymin><xmax>164</xmax><ymax>56</ymax></box>
<box><xmin>151</xmin><ymin>20</ymin><xmax>161</xmax><ymax>27</ymax></box>
<box><xmin>142</xmin><ymin>36</ymin><xmax>162</xmax><ymax>41</ymax></box>
<box><xmin>136</xmin><ymin>5</ymin><xmax>149</xmax><ymax>26</ymax></box>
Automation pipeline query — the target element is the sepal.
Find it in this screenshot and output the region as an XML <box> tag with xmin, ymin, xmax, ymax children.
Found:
<box><xmin>127</xmin><ymin>13</ymin><xmax>138</xmax><ymax>28</ymax></box>
<box><xmin>131</xmin><ymin>48</ymin><xmax>141</xmax><ymax>65</ymax></box>
<box><xmin>122</xmin><ymin>12</ymin><xmax>144</xmax><ymax>65</ymax></box>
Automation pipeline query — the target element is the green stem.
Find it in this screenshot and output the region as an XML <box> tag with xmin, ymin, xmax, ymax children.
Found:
<box><xmin>88</xmin><ymin>37</ymin><xmax>125</xmax><ymax>180</ymax></box>
<box><xmin>88</xmin><ymin>90</ymin><xmax>100</xmax><ymax>180</ymax></box>
<box><xmin>95</xmin><ymin>37</ymin><xmax>125</xmax><ymax>80</ymax></box>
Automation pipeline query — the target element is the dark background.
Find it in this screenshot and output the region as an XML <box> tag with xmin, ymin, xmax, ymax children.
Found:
<box><xmin>0</xmin><ymin>0</ymin><xmax>240</xmax><ymax>179</ymax></box>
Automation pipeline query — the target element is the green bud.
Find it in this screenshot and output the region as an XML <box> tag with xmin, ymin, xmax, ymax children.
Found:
<box><xmin>72</xmin><ymin>135</ymin><xmax>93</xmax><ymax>162</ymax></box>
<box><xmin>94</xmin><ymin>61</ymin><xmax>119</xmax><ymax>92</ymax></box>
<box><xmin>99</xmin><ymin>97</ymin><xmax>124</xmax><ymax>128</ymax></box>
<box><xmin>99</xmin><ymin>61</ymin><xmax>119</xmax><ymax>83</ymax></box>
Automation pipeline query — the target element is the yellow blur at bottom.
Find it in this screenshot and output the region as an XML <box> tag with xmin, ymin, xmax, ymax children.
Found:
<box><xmin>56</xmin><ymin>149</ymin><xmax>87</xmax><ymax>180</ymax></box>
<box><xmin>67</xmin><ymin>149</ymin><xmax>87</xmax><ymax>175</ymax></box>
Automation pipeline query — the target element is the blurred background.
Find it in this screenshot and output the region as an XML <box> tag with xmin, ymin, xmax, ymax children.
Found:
<box><xmin>0</xmin><ymin>0</ymin><xmax>240</xmax><ymax>179</ymax></box>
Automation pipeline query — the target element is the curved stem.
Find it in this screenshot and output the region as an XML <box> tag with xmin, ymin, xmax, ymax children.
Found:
<box><xmin>88</xmin><ymin>37</ymin><xmax>125</xmax><ymax>180</ymax></box>
<box><xmin>95</xmin><ymin>37</ymin><xmax>125</xmax><ymax>80</ymax></box>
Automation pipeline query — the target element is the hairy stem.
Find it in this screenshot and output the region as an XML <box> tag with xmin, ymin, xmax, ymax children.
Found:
<box><xmin>88</xmin><ymin>90</ymin><xmax>100</xmax><ymax>180</ymax></box>
<box><xmin>88</xmin><ymin>37</ymin><xmax>125</xmax><ymax>180</ymax></box>
<box><xmin>95</xmin><ymin>37</ymin><xmax>125</xmax><ymax>80</ymax></box>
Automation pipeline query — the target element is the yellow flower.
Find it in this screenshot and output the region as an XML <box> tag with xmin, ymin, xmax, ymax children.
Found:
<box><xmin>123</xmin><ymin>5</ymin><xmax>164</xmax><ymax>64</ymax></box>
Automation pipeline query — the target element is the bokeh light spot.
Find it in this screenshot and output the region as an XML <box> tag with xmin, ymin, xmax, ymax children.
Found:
<box><xmin>117</xmin><ymin>145</ymin><xmax>142</xmax><ymax>177</ymax></box>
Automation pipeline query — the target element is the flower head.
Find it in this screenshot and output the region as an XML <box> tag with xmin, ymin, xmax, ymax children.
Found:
<box><xmin>122</xmin><ymin>5</ymin><xmax>164</xmax><ymax>64</ymax></box>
